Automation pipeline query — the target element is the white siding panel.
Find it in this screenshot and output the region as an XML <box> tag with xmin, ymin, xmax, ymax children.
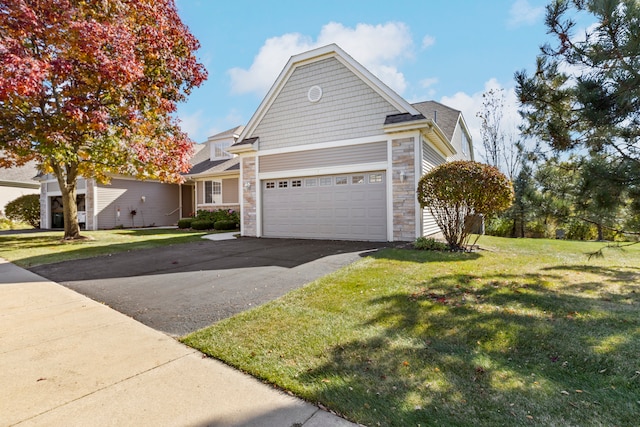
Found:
<box><xmin>421</xmin><ymin>139</ymin><xmax>447</xmax><ymax>236</ymax></box>
<box><xmin>253</xmin><ymin>58</ymin><xmax>400</xmax><ymax>150</ymax></box>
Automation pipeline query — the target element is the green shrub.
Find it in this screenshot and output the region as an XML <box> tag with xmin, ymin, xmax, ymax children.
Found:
<box><xmin>214</xmin><ymin>219</ymin><xmax>237</xmax><ymax>230</ymax></box>
<box><xmin>525</xmin><ymin>220</ymin><xmax>547</xmax><ymax>238</ymax></box>
<box><xmin>195</xmin><ymin>209</ymin><xmax>239</xmax><ymax>224</ymax></box>
<box><xmin>190</xmin><ymin>219</ymin><xmax>214</xmax><ymax>230</ymax></box>
<box><xmin>414</xmin><ymin>236</ymin><xmax>449</xmax><ymax>251</ymax></box>
<box><xmin>0</xmin><ymin>217</ymin><xmax>29</xmax><ymax>230</ymax></box>
<box><xmin>177</xmin><ymin>218</ymin><xmax>194</xmax><ymax>229</ymax></box>
<box><xmin>5</xmin><ymin>194</ymin><xmax>40</xmax><ymax>228</ymax></box>
<box><xmin>565</xmin><ymin>219</ymin><xmax>597</xmax><ymax>240</ymax></box>
<box><xmin>485</xmin><ymin>217</ymin><xmax>512</xmax><ymax>237</ymax></box>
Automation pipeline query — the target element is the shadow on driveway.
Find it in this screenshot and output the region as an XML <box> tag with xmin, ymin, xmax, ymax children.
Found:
<box><xmin>30</xmin><ymin>238</ymin><xmax>390</xmax><ymax>336</ymax></box>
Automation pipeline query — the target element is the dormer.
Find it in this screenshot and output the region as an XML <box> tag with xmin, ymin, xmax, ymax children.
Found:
<box><xmin>207</xmin><ymin>125</ymin><xmax>244</xmax><ymax>161</ymax></box>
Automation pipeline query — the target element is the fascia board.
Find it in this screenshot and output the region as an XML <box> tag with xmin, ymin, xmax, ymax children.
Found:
<box><xmin>423</xmin><ymin>124</ymin><xmax>457</xmax><ymax>158</ymax></box>
<box><xmin>185</xmin><ymin>170</ymin><xmax>240</xmax><ymax>180</ymax></box>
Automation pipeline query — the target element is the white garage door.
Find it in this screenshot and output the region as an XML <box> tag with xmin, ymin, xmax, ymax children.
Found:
<box><xmin>262</xmin><ymin>172</ymin><xmax>387</xmax><ymax>241</ymax></box>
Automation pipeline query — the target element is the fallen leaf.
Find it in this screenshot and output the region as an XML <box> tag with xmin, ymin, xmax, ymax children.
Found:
<box><xmin>575</xmin><ymin>389</ymin><xmax>583</xmax><ymax>393</ymax></box>
<box><xmin>526</xmin><ymin>415</ymin><xmax>534</xmax><ymax>420</ymax></box>
<box><xmin>561</xmin><ymin>390</ymin><xmax>570</xmax><ymax>395</ymax></box>
<box><xmin>321</xmin><ymin>379</ymin><xmax>330</xmax><ymax>383</ymax></box>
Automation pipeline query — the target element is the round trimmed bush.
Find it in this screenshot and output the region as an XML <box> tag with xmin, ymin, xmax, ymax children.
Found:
<box><xmin>177</xmin><ymin>218</ymin><xmax>194</xmax><ymax>229</ymax></box>
<box><xmin>5</xmin><ymin>194</ymin><xmax>40</xmax><ymax>228</ymax></box>
<box><xmin>190</xmin><ymin>219</ymin><xmax>214</xmax><ymax>230</ymax></box>
<box><xmin>214</xmin><ymin>219</ymin><xmax>237</xmax><ymax>230</ymax></box>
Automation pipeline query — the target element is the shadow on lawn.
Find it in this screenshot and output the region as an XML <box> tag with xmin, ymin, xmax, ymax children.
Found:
<box><xmin>1</xmin><ymin>229</ymin><xmax>208</xmax><ymax>268</ymax></box>
<box><xmin>299</xmin><ymin>268</ymin><xmax>640</xmax><ymax>426</ymax></box>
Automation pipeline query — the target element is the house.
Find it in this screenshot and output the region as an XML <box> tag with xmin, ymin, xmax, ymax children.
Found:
<box><xmin>229</xmin><ymin>44</ymin><xmax>473</xmax><ymax>242</ymax></box>
<box><xmin>182</xmin><ymin>126</ymin><xmax>243</xmax><ymax>215</ymax></box>
<box><xmin>36</xmin><ymin>126</ymin><xmax>244</xmax><ymax>230</ymax></box>
<box><xmin>0</xmin><ymin>161</ymin><xmax>40</xmax><ymax>215</ymax></box>
<box><xmin>37</xmin><ymin>173</ymin><xmax>186</xmax><ymax>230</ymax></box>
<box><xmin>36</xmin><ymin>44</ymin><xmax>473</xmax><ymax>238</ymax></box>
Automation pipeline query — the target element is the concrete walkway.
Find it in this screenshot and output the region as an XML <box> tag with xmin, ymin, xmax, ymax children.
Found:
<box><xmin>0</xmin><ymin>259</ymin><xmax>359</xmax><ymax>427</ymax></box>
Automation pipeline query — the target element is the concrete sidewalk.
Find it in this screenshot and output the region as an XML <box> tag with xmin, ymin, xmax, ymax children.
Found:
<box><xmin>0</xmin><ymin>259</ymin><xmax>358</xmax><ymax>427</ymax></box>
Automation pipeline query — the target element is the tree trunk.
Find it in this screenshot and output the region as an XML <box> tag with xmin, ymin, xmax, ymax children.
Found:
<box><xmin>53</xmin><ymin>162</ymin><xmax>82</xmax><ymax>240</ymax></box>
<box><xmin>597</xmin><ymin>223</ymin><xmax>604</xmax><ymax>241</ymax></box>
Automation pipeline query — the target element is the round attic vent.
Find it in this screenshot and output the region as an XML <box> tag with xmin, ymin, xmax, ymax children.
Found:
<box><xmin>307</xmin><ymin>85</ymin><xmax>323</xmax><ymax>103</ymax></box>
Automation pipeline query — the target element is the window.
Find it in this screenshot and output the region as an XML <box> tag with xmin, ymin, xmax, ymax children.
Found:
<box><xmin>335</xmin><ymin>176</ymin><xmax>348</xmax><ymax>185</ymax></box>
<box><xmin>291</xmin><ymin>180</ymin><xmax>302</xmax><ymax>187</ymax></box>
<box><xmin>278</xmin><ymin>180</ymin><xmax>288</xmax><ymax>188</ymax></box>
<box><xmin>369</xmin><ymin>173</ymin><xmax>383</xmax><ymax>183</ymax></box>
<box><xmin>461</xmin><ymin>132</ymin><xmax>469</xmax><ymax>156</ymax></box>
<box><xmin>204</xmin><ymin>180</ymin><xmax>222</xmax><ymax>204</ymax></box>
<box><xmin>352</xmin><ymin>175</ymin><xmax>365</xmax><ymax>184</ymax></box>
<box><xmin>266</xmin><ymin>181</ymin><xmax>275</xmax><ymax>189</ymax></box>
<box><xmin>212</xmin><ymin>141</ymin><xmax>232</xmax><ymax>159</ymax></box>
<box><xmin>305</xmin><ymin>178</ymin><xmax>317</xmax><ymax>187</ymax></box>
<box><xmin>319</xmin><ymin>177</ymin><xmax>332</xmax><ymax>186</ymax></box>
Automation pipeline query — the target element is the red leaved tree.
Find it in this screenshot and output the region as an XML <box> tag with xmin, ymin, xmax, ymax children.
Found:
<box><xmin>0</xmin><ymin>0</ymin><xmax>206</xmax><ymax>239</ymax></box>
<box><xmin>417</xmin><ymin>161</ymin><xmax>514</xmax><ymax>250</ymax></box>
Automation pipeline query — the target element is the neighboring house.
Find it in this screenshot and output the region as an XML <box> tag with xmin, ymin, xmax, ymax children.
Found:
<box><xmin>37</xmin><ymin>174</ymin><xmax>184</xmax><ymax>230</ymax></box>
<box><xmin>0</xmin><ymin>161</ymin><xmax>40</xmax><ymax>216</ymax></box>
<box><xmin>182</xmin><ymin>126</ymin><xmax>243</xmax><ymax>215</ymax></box>
<box><xmin>229</xmin><ymin>44</ymin><xmax>473</xmax><ymax>242</ymax></box>
<box><xmin>36</xmin><ymin>126</ymin><xmax>244</xmax><ymax>231</ymax></box>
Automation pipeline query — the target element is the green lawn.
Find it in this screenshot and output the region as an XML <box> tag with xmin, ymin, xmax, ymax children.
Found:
<box><xmin>182</xmin><ymin>236</ymin><xmax>640</xmax><ymax>427</ymax></box>
<box><xmin>0</xmin><ymin>228</ymin><xmax>210</xmax><ymax>267</ymax></box>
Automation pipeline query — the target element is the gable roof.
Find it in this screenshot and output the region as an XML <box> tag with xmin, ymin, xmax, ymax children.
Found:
<box><xmin>0</xmin><ymin>161</ymin><xmax>40</xmax><ymax>187</ymax></box>
<box><xmin>233</xmin><ymin>44</ymin><xmax>420</xmax><ymax>147</ymax></box>
<box><xmin>184</xmin><ymin>126</ymin><xmax>244</xmax><ymax>178</ymax></box>
<box><xmin>412</xmin><ymin>101</ymin><xmax>461</xmax><ymax>142</ymax></box>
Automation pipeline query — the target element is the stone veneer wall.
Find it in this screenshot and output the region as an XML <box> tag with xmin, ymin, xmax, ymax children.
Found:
<box><xmin>392</xmin><ymin>137</ymin><xmax>416</xmax><ymax>241</ymax></box>
<box><xmin>241</xmin><ymin>157</ymin><xmax>257</xmax><ymax>236</ymax></box>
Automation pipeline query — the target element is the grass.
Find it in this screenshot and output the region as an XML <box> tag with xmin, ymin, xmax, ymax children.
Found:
<box><xmin>0</xmin><ymin>228</ymin><xmax>211</xmax><ymax>267</ymax></box>
<box><xmin>182</xmin><ymin>236</ymin><xmax>640</xmax><ymax>427</ymax></box>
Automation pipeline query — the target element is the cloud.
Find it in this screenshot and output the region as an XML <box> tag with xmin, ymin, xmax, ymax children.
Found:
<box><xmin>228</xmin><ymin>21</ymin><xmax>413</xmax><ymax>97</ymax></box>
<box><xmin>507</xmin><ymin>0</ymin><xmax>544</xmax><ymax>29</ymax></box>
<box><xmin>421</xmin><ymin>35</ymin><xmax>436</xmax><ymax>49</ymax></box>
<box><xmin>440</xmin><ymin>78</ymin><xmax>522</xmax><ymax>161</ymax></box>
<box><xmin>177</xmin><ymin>109</ymin><xmax>206</xmax><ymax>142</ymax></box>
<box><xmin>420</xmin><ymin>77</ymin><xmax>438</xmax><ymax>89</ymax></box>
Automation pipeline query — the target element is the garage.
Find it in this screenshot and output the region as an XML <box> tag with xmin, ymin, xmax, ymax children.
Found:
<box><xmin>262</xmin><ymin>171</ymin><xmax>387</xmax><ymax>241</ymax></box>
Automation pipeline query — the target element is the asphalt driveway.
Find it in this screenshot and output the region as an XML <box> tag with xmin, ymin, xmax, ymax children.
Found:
<box><xmin>29</xmin><ymin>237</ymin><xmax>388</xmax><ymax>336</ymax></box>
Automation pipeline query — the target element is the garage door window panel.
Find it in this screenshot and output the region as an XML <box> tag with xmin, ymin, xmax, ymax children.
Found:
<box><xmin>369</xmin><ymin>173</ymin><xmax>383</xmax><ymax>183</ymax></box>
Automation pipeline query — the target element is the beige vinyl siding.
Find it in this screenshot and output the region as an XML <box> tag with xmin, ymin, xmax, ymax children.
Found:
<box><xmin>45</xmin><ymin>177</ymin><xmax>87</xmax><ymax>193</ymax></box>
<box><xmin>253</xmin><ymin>57</ymin><xmax>400</xmax><ymax>150</ymax></box>
<box><xmin>96</xmin><ymin>179</ymin><xmax>180</xmax><ymax>229</ymax></box>
<box><xmin>195</xmin><ymin>178</ymin><xmax>240</xmax><ymax>207</ymax></box>
<box><xmin>222</xmin><ymin>178</ymin><xmax>239</xmax><ymax>204</ymax></box>
<box><xmin>259</xmin><ymin>141</ymin><xmax>387</xmax><ymax>173</ymax></box>
<box><xmin>421</xmin><ymin>139</ymin><xmax>446</xmax><ymax>236</ymax></box>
